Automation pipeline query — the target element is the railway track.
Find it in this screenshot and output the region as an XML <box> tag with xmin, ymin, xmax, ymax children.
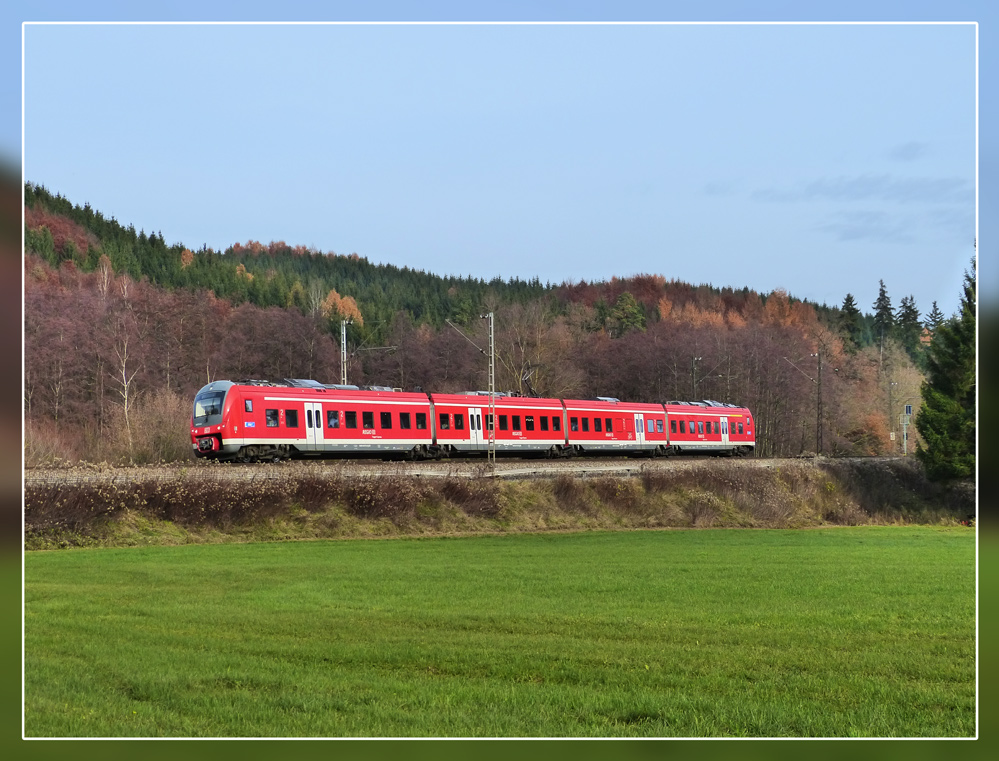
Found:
<box><xmin>23</xmin><ymin>455</ymin><xmax>852</xmax><ymax>487</ymax></box>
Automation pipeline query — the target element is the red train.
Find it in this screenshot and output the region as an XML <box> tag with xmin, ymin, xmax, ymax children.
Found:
<box><xmin>190</xmin><ymin>379</ymin><xmax>755</xmax><ymax>462</ymax></box>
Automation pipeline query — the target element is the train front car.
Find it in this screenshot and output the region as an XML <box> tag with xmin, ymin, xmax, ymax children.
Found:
<box><xmin>191</xmin><ymin>380</ymin><xmax>238</xmax><ymax>459</ymax></box>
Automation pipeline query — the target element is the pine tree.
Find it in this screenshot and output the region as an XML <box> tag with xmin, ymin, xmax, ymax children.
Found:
<box><xmin>925</xmin><ymin>301</ymin><xmax>945</xmax><ymax>332</ymax></box>
<box><xmin>838</xmin><ymin>293</ymin><xmax>863</xmax><ymax>351</ymax></box>
<box><xmin>872</xmin><ymin>279</ymin><xmax>894</xmax><ymax>348</ymax></box>
<box><xmin>915</xmin><ymin>262</ymin><xmax>976</xmax><ymax>481</ymax></box>
<box><xmin>608</xmin><ymin>292</ymin><xmax>646</xmax><ymax>336</ymax></box>
<box><xmin>895</xmin><ymin>294</ymin><xmax>922</xmax><ymax>361</ymax></box>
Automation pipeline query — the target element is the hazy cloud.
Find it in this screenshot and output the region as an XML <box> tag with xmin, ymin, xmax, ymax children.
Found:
<box><xmin>703</xmin><ymin>181</ymin><xmax>734</xmax><ymax>197</ymax></box>
<box><xmin>754</xmin><ymin>174</ymin><xmax>972</xmax><ymax>205</ymax></box>
<box><xmin>815</xmin><ymin>211</ymin><xmax>913</xmax><ymax>244</ymax></box>
<box><xmin>889</xmin><ymin>142</ymin><xmax>929</xmax><ymax>161</ymax></box>
<box><xmin>924</xmin><ymin>208</ymin><xmax>976</xmax><ymax>238</ymax></box>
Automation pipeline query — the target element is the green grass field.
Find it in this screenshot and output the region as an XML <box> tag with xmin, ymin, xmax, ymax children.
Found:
<box><xmin>24</xmin><ymin>527</ymin><xmax>975</xmax><ymax>738</ymax></box>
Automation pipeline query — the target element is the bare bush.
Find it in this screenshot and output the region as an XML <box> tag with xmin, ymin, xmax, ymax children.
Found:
<box><xmin>550</xmin><ymin>474</ymin><xmax>598</xmax><ymax>516</ymax></box>
<box><xmin>105</xmin><ymin>389</ymin><xmax>195</xmax><ymax>464</ymax></box>
<box><xmin>438</xmin><ymin>477</ymin><xmax>501</xmax><ymax>517</ymax></box>
<box><xmin>23</xmin><ymin>419</ymin><xmax>87</xmax><ymax>466</ymax></box>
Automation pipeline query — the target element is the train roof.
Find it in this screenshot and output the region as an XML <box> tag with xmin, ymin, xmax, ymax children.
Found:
<box><xmin>431</xmin><ymin>393</ymin><xmax>563</xmax><ymax>408</ymax></box>
<box><xmin>665</xmin><ymin>400</ymin><xmax>751</xmax><ymax>412</ymax></box>
<box><xmin>561</xmin><ymin>398</ymin><xmax>666</xmax><ymax>412</ymax></box>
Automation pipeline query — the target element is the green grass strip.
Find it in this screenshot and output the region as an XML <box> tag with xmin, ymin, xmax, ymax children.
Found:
<box><xmin>24</xmin><ymin>527</ymin><xmax>975</xmax><ymax>737</ymax></box>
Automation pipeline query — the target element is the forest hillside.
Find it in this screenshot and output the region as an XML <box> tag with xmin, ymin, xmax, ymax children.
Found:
<box><xmin>23</xmin><ymin>183</ymin><xmax>933</xmax><ymax>464</ymax></box>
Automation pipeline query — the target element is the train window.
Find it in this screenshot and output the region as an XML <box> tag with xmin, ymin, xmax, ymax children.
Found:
<box><xmin>486</xmin><ymin>414</ymin><xmax>493</xmax><ymax>431</ymax></box>
<box><xmin>582</xmin><ymin>418</ymin><xmax>589</xmax><ymax>432</ymax></box>
<box><xmin>266</xmin><ymin>409</ymin><xmax>279</xmax><ymax>428</ymax></box>
<box><xmin>400</xmin><ymin>413</ymin><xmax>411</xmax><ymax>429</ymax></box>
<box><xmin>345</xmin><ymin>411</ymin><xmax>357</xmax><ymax>429</ymax></box>
<box><xmin>552</xmin><ymin>416</ymin><xmax>561</xmax><ymax>432</ymax></box>
<box><xmin>648</xmin><ymin>419</ymin><xmax>655</xmax><ymax>433</ymax></box>
<box><xmin>381</xmin><ymin>412</ymin><xmax>392</xmax><ymax>429</ymax></box>
<box><xmin>606</xmin><ymin>418</ymin><xmax>613</xmax><ymax>433</ymax></box>
<box><xmin>244</xmin><ymin>400</ymin><xmax>253</xmax><ymax>413</ymax></box>
<box><xmin>540</xmin><ymin>416</ymin><xmax>549</xmax><ymax>431</ymax></box>
<box><xmin>306</xmin><ymin>410</ymin><xmax>313</xmax><ymax>429</ymax></box>
<box><xmin>594</xmin><ymin>418</ymin><xmax>602</xmax><ymax>432</ymax></box>
<box><xmin>285</xmin><ymin>410</ymin><xmax>299</xmax><ymax>428</ymax></box>
<box><xmin>689</xmin><ymin>419</ymin><xmax>695</xmax><ymax>433</ymax></box>
<box><xmin>698</xmin><ymin>421</ymin><xmax>704</xmax><ymax>434</ymax></box>
<box><xmin>512</xmin><ymin>416</ymin><xmax>521</xmax><ymax>431</ymax></box>
<box><xmin>362</xmin><ymin>411</ymin><xmax>374</xmax><ymax>429</ymax></box>
<box><xmin>657</xmin><ymin>419</ymin><xmax>664</xmax><ymax>433</ymax></box>
<box><xmin>713</xmin><ymin>421</ymin><xmax>719</xmax><ymax>434</ymax></box>
<box><xmin>327</xmin><ymin>410</ymin><xmax>340</xmax><ymax>428</ymax></box>
<box><xmin>679</xmin><ymin>420</ymin><xmax>686</xmax><ymax>434</ymax></box>
<box><xmin>439</xmin><ymin>413</ymin><xmax>450</xmax><ymax>430</ymax></box>
<box><xmin>476</xmin><ymin>414</ymin><xmax>482</xmax><ymax>430</ymax></box>
<box><xmin>721</xmin><ymin>421</ymin><xmax>727</xmax><ymax>434</ymax></box>
<box><xmin>570</xmin><ymin>417</ymin><xmax>579</xmax><ymax>432</ymax></box>
<box><xmin>499</xmin><ymin>415</ymin><xmax>508</xmax><ymax>431</ymax></box>
<box><xmin>671</xmin><ymin>419</ymin><xmax>677</xmax><ymax>434</ymax></box>
<box><xmin>455</xmin><ymin>414</ymin><xmax>464</xmax><ymax>430</ymax></box>
<box><xmin>416</xmin><ymin>413</ymin><xmax>427</xmax><ymax>430</ymax></box>
<box><xmin>738</xmin><ymin>422</ymin><xmax>744</xmax><ymax>435</ymax></box>
<box><xmin>525</xmin><ymin>416</ymin><xmax>534</xmax><ymax>431</ymax></box>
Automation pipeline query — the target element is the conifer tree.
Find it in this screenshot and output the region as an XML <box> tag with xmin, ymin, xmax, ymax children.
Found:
<box><xmin>872</xmin><ymin>279</ymin><xmax>894</xmax><ymax>348</ymax></box>
<box><xmin>838</xmin><ymin>293</ymin><xmax>863</xmax><ymax>351</ymax></box>
<box><xmin>915</xmin><ymin>262</ymin><xmax>976</xmax><ymax>481</ymax></box>
<box><xmin>608</xmin><ymin>292</ymin><xmax>646</xmax><ymax>336</ymax></box>
<box><xmin>925</xmin><ymin>301</ymin><xmax>945</xmax><ymax>332</ymax></box>
<box><xmin>895</xmin><ymin>294</ymin><xmax>922</xmax><ymax>361</ymax></box>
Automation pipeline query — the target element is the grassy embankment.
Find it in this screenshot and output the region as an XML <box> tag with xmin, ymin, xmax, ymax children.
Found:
<box><xmin>24</xmin><ymin>527</ymin><xmax>975</xmax><ymax>737</ymax></box>
<box><xmin>24</xmin><ymin>458</ymin><xmax>974</xmax><ymax>549</ymax></box>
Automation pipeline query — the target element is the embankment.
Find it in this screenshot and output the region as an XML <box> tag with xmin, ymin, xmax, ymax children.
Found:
<box><xmin>24</xmin><ymin>457</ymin><xmax>975</xmax><ymax>549</ymax></box>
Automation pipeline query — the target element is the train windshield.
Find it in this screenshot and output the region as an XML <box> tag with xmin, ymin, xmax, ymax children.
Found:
<box><xmin>193</xmin><ymin>390</ymin><xmax>225</xmax><ymax>426</ymax></box>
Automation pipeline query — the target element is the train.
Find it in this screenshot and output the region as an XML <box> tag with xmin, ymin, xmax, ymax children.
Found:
<box><xmin>190</xmin><ymin>379</ymin><xmax>756</xmax><ymax>462</ymax></box>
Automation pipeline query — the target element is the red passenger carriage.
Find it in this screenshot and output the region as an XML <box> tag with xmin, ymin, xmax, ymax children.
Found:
<box><xmin>561</xmin><ymin>398</ymin><xmax>670</xmax><ymax>456</ymax></box>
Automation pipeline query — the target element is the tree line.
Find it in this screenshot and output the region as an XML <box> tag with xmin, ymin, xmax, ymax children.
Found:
<box><xmin>22</xmin><ymin>184</ymin><xmax>974</xmax><ymax>479</ymax></box>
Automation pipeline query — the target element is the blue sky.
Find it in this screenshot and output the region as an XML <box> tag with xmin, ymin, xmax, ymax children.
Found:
<box><xmin>11</xmin><ymin>2</ymin><xmax>990</xmax><ymax>319</ymax></box>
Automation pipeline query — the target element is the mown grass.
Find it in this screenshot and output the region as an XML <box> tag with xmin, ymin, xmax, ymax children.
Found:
<box><xmin>24</xmin><ymin>527</ymin><xmax>975</xmax><ymax>738</ymax></box>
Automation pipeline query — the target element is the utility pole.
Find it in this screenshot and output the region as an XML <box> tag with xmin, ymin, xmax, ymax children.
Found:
<box><xmin>691</xmin><ymin>356</ymin><xmax>701</xmax><ymax>399</ymax></box>
<box><xmin>813</xmin><ymin>349</ymin><xmax>823</xmax><ymax>455</ymax></box>
<box><xmin>340</xmin><ymin>319</ymin><xmax>351</xmax><ymax>385</ymax></box>
<box><xmin>484</xmin><ymin>312</ymin><xmax>496</xmax><ymax>467</ymax></box>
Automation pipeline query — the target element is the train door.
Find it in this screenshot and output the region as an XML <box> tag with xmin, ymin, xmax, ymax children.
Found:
<box><xmin>305</xmin><ymin>402</ymin><xmax>324</xmax><ymax>449</ymax></box>
<box><xmin>468</xmin><ymin>407</ymin><xmax>484</xmax><ymax>450</ymax></box>
<box><xmin>634</xmin><ymin>414</ymin><xmax>646</xmax><ymax>446</ymax></box>
<box><xmin>720</xmin><ymin>417</ymin><xmax>729</xmax><ymax>446</ymax></box>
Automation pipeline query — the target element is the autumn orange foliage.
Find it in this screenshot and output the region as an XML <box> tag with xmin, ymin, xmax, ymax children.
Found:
<box><xmin>24</xmin><ymin>205</ymin><xmax>98</xmax><ymax>259</ymax></box>
<box><xmin>321</xmin><ymin>289</ymin><xmax>364</xmax><ymax>326</ymax></box>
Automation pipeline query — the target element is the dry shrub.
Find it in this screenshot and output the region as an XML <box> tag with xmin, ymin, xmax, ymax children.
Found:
<box><xmin>25</xmin><ymin>481</ymin><xmax>122</xmax><ymax>535</ymax></box>
<box><xmin>642</xmin><ymin>463</ymin><xmax>805</xmax><ymax>526</ymax></box>
<box><xmin>676</xmin><ymin>488</ymin><xmax>723</xmax><ymax>527</ymax></box>
<box><xmin>591</xmin><ymin>478</ymin><xmax>641</xmax><ymax>510</ymax></box>
<box><xmin>104</xmin><ymin>389</ymin><xmax>195</xmax><ymax>465</ymax></box>
<box><xmin>818</xmin><ymin>457</ymin><xmax>971</xmax><ymax>521</ymax></box>
<box><xmin>341</xmin><ymin>476</ymin><xmax>429</xmax><ymax>520</ymax></box>
<box><xmin>438</xmin><ymin>477</ymin><xmax>500</xmax><ymax>517</ymax></box>
<box><xmin>551</xmin><ymin>473</ymin><xmax>599</xmax><ymax>516</ymax></box>
<box><xmin>23</xmin><ymin>419</ymin><xmax>88</xmax><ymax>466</ymax></box>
